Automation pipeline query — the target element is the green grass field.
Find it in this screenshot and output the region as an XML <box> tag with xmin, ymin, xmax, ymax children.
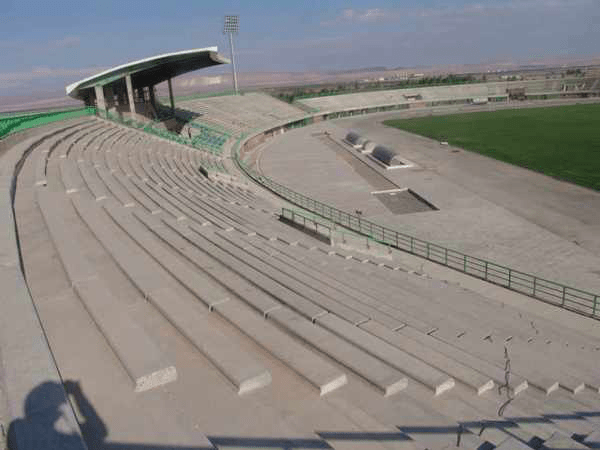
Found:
<box><xmin>383</xmin><ymin>104</ymin><xmax>600</xmax><ymax>191</ymax></box>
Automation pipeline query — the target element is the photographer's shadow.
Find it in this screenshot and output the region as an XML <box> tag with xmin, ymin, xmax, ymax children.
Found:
<box><xmin>8</xmin><ymin>380</ymin><xmax>106</xmax><ymax>450</ymax></box>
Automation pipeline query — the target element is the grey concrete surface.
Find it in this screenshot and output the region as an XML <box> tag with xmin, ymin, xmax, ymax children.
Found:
<box><xmin>0</xmin><ymin>120</ymin><xmax>90</xmax><ymax>450</ymax></box>
<box><xmin>257</xmin><ymin>103</ymin><xmax>600</xmax><ymax>296</ymax></box>
<box><xmin>359</xmin><ymin>320</ymin><xmax>494</xmax><ymax>395</ymax></box>
<box><xmin>37</xmin><ymin>189</ymin><xmax>177</xmax><ymax>392</ymax></box>
<box><xmin>214</xmin><ymin>299</ymin><xmax>348</xmax><ymax>396</ymax></box>
<box><xmin>72</xmin><ymin>195</ymin><xmax>271</xmax><ymax>395</ymax></box>
<box><xmin>4</xmin><ymin>105</ymin><xmax>600</xmax><ymax>449</ymax></box>
<box><xmin>316</xmin><ymin>314</ymin><xmax>454</xmax><ymax>396</ymax></box>
<box><xmin>269</xmin><ymin>308</ymin><xmax>409</xmax><ymax>397</ymax></box>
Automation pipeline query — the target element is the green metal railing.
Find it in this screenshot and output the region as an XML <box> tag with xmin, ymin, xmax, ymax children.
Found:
<box><xmin>189</xmin><ymin>122</ymin><xmax>230</xmax><ymax>154</ymax></box>
<box><xmin>0</xmin><ymin>107</ymin><xmax>96</xmax><ymax>139</ymax></box>
<box><xmin>280</xmin><ymin>207</ymin><xmax>333</xmax><ymax>240</ymax></box>
<box><xmin>235</xmin><ymin>137</ymin><xmax>600</xmax><ymax>320</ymax></box>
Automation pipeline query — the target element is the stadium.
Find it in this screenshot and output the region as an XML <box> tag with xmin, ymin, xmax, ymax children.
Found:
<box><xmin>2</xmin><ymin>26</ymin><xmax>600</xmax><ymax>450</ymax></box>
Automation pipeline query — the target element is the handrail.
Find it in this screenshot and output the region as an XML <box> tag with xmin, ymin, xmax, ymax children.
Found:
<box><xmin>0</xmin><ymin>107</ymin><xmax>96</xmax><ymax>139</ymax></box>
<box><xmin>233</xmin><ymin>113</ymin><xmax>600</xmax><ymax>321</ymax></box>
<box><xmin>280</xmin><ymin>207</ymin><xmax>332</xmax><ymax>240</ymax></box>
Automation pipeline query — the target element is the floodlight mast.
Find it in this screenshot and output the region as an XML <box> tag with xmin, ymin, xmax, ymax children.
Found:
<box><xmin>224</xmin><ymin>15</ymin><xmax>240</xmax><ymax>95</ymax></box>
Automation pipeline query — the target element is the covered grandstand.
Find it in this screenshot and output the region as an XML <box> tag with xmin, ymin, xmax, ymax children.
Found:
<box><xmin>1</xmin><ymin>50</ymin><xmax>600</xmax><ymax>450</ymax></box>
<box><xmin>66</xmin><ymin>47</ymin><xmax>230</xmax><ymax>121</ymax></box>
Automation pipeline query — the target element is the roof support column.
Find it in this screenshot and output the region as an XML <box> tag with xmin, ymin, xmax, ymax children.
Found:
<box><xmin>94</xmin><ymin>85</ymin><xmax>106</xmax><ymax>118</ymax></box>
<box><xmin>148</xmin><ymin>85</ymin><xmax>156</xmax><ymax>107</ymax></box>
<box><xmin>125</xmin><ymin>74</ymin><xmax>136</xmax><ymax>118</ymax></box>
<box><xmin>167</xmin><ymin>78</ymin><xmax>175</xmax><ymax>113</ymax></box>
<box><xmin>104</xmin><ymin>85</ymin><xmax>114</xmax><ymax>111</ymax></box>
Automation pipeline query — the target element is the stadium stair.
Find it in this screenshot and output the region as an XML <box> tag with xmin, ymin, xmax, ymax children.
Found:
<box><xmin>5</xmin><ymin>115</ymin><xmax>600</xmax><ymax>450</ymax></box>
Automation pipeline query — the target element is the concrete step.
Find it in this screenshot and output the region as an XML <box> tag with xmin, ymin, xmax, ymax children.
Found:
<box><xmin>112</xmin><ymin>168</ymin><xmax>162</xmax><ymax>214</ymax></box>
<box><xmin>320</xmin><ymin>395</ymin><xmax>423</xmax><ymax>450</ymax></box>
<box><xmin>357</xmin><ymin>264</ymin><xmax>599</xmax><ymax>391</ymax></box>
<box><xmin>193</xmin><ymin>226</ymin><xmax>368</xmax><ymax>325</ymax></box>
<box><xmin>34</xmin><ymin>147</ymin><xmax>48</xmax><ymax>187</ymax></box>
<box><xmin>365</xmin><ymin>265</ymin><xmax>599</xmax><ymax>355</ymax></box>
<box><xmin>252</xmin><ymin>238</ymin><xmax>441</xmax><ymax>333</ymax></box>
<box><xmin>78</xmin><ymin>160</ymin><xmax>109</xmax><ymax>201</ymax></box>
<box><xmin>138</xmin><ymin>149</ymin><xmax>164</xmax><ymax>186</ymax></box>
<box><xmin>216</xmin><ymin>231</ymin><xmax>375</xmax><ymax>326</ymax></box>
<box><xmin>390</xmin><ymin>394</ymin><xmax>491</xmax><ymax>449</ymax></box>
<box><xmin>130</xmin><ymin>178</ymin><xmax>187</xmax><ymax>220</ymax></box>
<box><xmin>269</xmin><ymin>307</ymin><xmax>408</xmax><ymax>397</ymax></box>
<box><xmin>495</xmin><ymin>437</ymin><xmax>533</xmax><ymax>449</ymax></box>
<box><xmin>104</xmin><ymin>202</ymin><xmax>231</xmax><ymax>308</ymax></box>
<box><xmin>433</xmin><ymin>332</ymin><xmax>571</xmax><ymax>395</ymax></box>
<box><xmin>126</xmin><ymin>145</ymin><xmax>149</xmax><ymax>181</ymax></box>
<box><xmin>148</xmin><ymin>287</ymin><xmax>272</xmax><ymax>395</ymax></box>
<box><xmin>37</xmin><ymin>189</ymin><xmax>176</xmax><ymax>392</ymax></box>
<box><xmin>448</xmin><ymin>384</ymin><xmax>564</xmax><ymax>444</ymax></box>
<box><xmin>359</xmin><ymin>320</ymin><xmax>495</xmax><ymax>395</ymax></box>
<box><xmin>583</xmin><ymin>430</ymin><xmax>600</xmax><ymax>448</ymax></box>
<box><xmin>32</xmin><ymin>125</ymin><xmax>92</xmax><ymax>188</ymax></box>
<box><xmin>187</xmin><ymin>193</ymin><xmax>253</xmax><ymax>228</ymax></box>
<box><xmin>397</xmin><ymin>326</ymin><xmax>529</xmax><ymax>396</ymax></box>
<box><xmin>315</xmin><ymin>314</ymin><xmax>455</xmax><ymax>396</ymax></box>
<box><xmin>401</xmin><ymin>382</ymin><xmax>518</xmax><ymax>448</ymax></box>
<box><xmin>244</xmin><ymin>234</ymin><xmax>454</xmax><ymax>333</ymax></box>
<box><xmin>95</xmin><ymin>166</ymin><xmax>135</xmax><ymax>207</ymax></box>
<box><xmin>132</xmin><ymin>210</ymin><xmax>284</xmax><ymax>316</ymax></box>
<box><xmin>160</xmin><ymin>217</ymin><xmax>329</xmax><ymax>321</ymax></box>
<box><xmin>214</xmin><ymin>299</ymin><xmax>348</xmax><ymax>395</ymax></box>
<box><xmin>510</xmin><ymin>389</ymin><xmax>599</xmax><ymax>438</ymax></box>
<box><xmin>74</xmin><ymin>279</ymin><xmax>178</xmax><ymax>392</ymax></box>
<box><xmin>71</xmin><ymin>195</ymin><xmax>272</xmax><ymax>395</ymax></box>
<box><xmin>541</xmin><ymin>432</ymin><xmax>589</xmax><ymax>449</ymax></box>
<box><xmin>158</xmin><ymin>183</ymin><xmax>243</xmax><ymax>231</ymax></box>
<box><xmin>36</xmin><ymin>188</ymin><xmax>97</xmax><ymax>284</ymax></box>
<box><xmin>59</xmin><ymin>159</ymin><xmax>85</xmax><ymax>194</ymax></box>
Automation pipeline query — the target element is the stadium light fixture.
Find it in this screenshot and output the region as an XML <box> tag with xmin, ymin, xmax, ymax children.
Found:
<box><xmin>224</xmin><ymin>15</ymin><xmax>240</xmax><ymax>95</ymax></box>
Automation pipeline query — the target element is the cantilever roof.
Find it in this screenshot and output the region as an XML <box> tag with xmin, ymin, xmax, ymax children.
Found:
<box><xmin>66</xmin><ymin>46</ymin><xmax>230</xmax><ymax>99</ymax></box>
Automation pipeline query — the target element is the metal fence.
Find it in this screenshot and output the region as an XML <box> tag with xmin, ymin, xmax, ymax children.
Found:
<box><xmin>236</xmin><ymin>146</ymin><xmax>599</xmax><ymax>320</ymax></box>
<box><xmin>0</xmin><ymin>107</ymin><xmax>96</xmax><ymax>139</ymax></box>
<box><xmin>280</xmin><ymin>207</ymin><xmax>333</xmax><ymax>240</ymax></box>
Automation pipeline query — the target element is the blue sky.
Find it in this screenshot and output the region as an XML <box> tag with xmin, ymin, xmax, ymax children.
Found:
<box><xmin>1</xmin><ymin>0</ymin><xmax>599</xmax><ymax>96</ymax></box>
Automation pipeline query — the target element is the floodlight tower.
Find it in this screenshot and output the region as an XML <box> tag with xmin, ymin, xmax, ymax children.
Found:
<box><xmin>224</xmin><ymin>15</ymin><xmax>240</xmax><ymax>95</ymax></box>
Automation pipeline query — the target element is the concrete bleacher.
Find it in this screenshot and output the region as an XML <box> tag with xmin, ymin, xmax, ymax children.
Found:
<box><xmin>298</xmin><ymin>78</ymin><xmax>600</xmax><ymax>112</ymax></box>
<box><xmin>178</xmin><ymin>92</ymin><xmax>307</xmax><ymax>140</ymax></box>
<box><xmin>3</xmin><ymin>113</ymin><xmax>600</xmax><ymax>449</ymax></box>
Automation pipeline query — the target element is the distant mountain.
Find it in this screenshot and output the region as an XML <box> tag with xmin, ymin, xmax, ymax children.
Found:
<box><xmin>325</xmin><ymin>67</ymin><xmax>388</xmax><ymax>75</ymax></box>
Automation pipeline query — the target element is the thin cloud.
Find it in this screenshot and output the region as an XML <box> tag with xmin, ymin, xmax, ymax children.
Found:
<box><xmin>322</xmin><ymin>8</ymin><xmax>399</xmax><ymax>26</ymax></box>
<box><xmin>0</xmin><ymin>66</ymin><xmax>106</xmax><ymax>90</ymax></box>
<box><xmin>322</xmin><ymin>0</ymin><xmax>593</xmax><ymax>26</ymax></box>
<box><xmin>0</xmin><ymin>35</ymin><xmax>82</xmax><ymax>53</ymax></box>
<box><xmin>49</xmin><ymin>36</ymin><xmax>81</xmax><ymax>49</ymax></box>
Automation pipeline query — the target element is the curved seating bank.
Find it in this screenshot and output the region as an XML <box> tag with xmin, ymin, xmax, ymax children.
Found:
<box><xmin>1</xmin><ymin>94</ymin><xmax>600</xmax><ymax>449</ymax></box>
